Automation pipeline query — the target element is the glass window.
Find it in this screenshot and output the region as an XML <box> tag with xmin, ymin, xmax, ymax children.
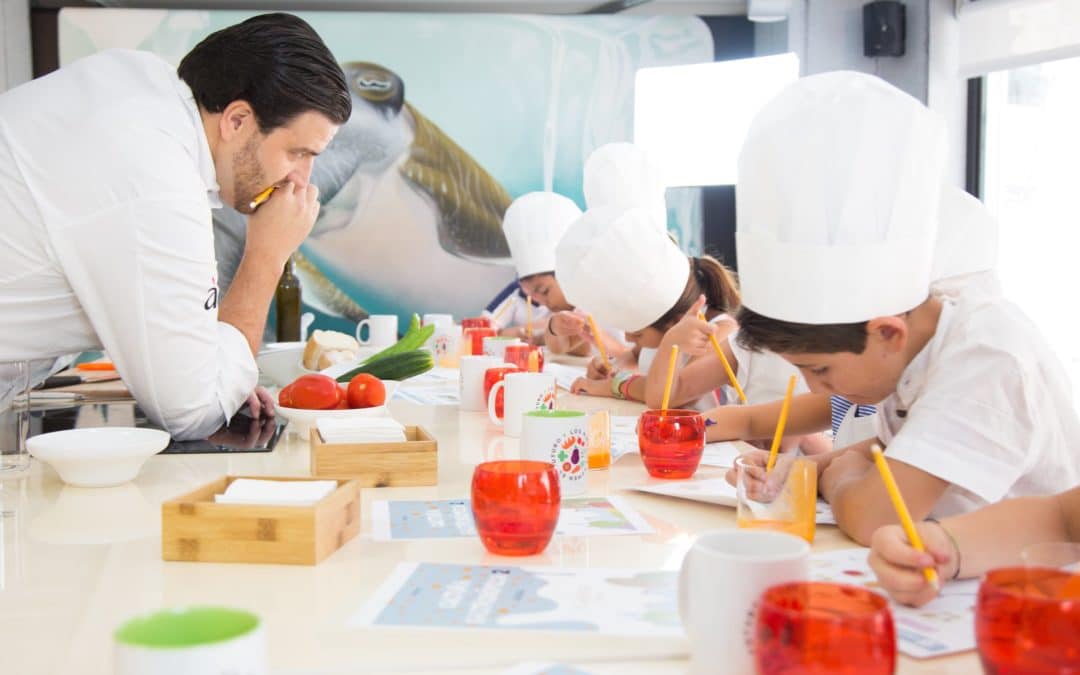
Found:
<box><xmin>983</xmin><ymin>55</ymin><xmax>1080</xmax><ymax>401</ymax></box>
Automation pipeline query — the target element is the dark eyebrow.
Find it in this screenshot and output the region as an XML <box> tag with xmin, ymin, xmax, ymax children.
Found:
<box><xmin>292</xmin><ymin>147</ymin><xmax>321</xmax><ymax>157</ymax></box>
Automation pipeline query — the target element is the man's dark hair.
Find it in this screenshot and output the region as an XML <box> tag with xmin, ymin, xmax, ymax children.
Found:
<box><xmin>735</xmin><ymin>306</ymin><xmax>869</xmax><ymax>355</ymax></box>
<box><xmin>178</xmin><ymin>13</ymin><xmax>351</xmax><ymax>133</ymax></box>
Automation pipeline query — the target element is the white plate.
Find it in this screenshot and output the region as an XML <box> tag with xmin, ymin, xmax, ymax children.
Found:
<box><xmin>27</xmin><ymin>427</ymin><xmax>169</xmax><ymax>488</ymax></box>
<box><xmin>274</xmin><ymin>380</ymin><xmax>398</xmax><ymax>438</ymax></box>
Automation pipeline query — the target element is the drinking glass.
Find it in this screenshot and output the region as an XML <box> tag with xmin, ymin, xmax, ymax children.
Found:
<box><xmin>0</xmin><ymin>361</ymin><xmax>30</xmax><ymax>473</ymax></box>
<box><xmin>461</xmin><ymin>317</ymin><xmax>493</xmax><ymax>330</ymax></box>
<box><xmin>471</xmin><ymin>460</ymin><xmax>560</xmax><ymax>556</ymax></box>
<box><xmin>754</xmin><ymin>581</ymin><xmax>896</xmax><ymax>675</ymax></box>
<box><xmin>637</xmin><ymin>409</ymin><xmax>705</xmax><ymax>479</ymax></box>
<box><xmin>504</xmin><ymin>344</ymin><xmax>544</xmax><ymax>373</ymax></box>
<box><xmin>736</xmin><ymin>453</ymin><xmax>817</xmax><ymax>543</ymax></box>
<box><xmin>462</xmin><ymin>327</ymin><xmax>497</xmax><ymax>356</ymax></box>
<box><xmin>976</xmin><ymin>542</ymin><xmax>1080</xmax><ymax>673</ymax></box>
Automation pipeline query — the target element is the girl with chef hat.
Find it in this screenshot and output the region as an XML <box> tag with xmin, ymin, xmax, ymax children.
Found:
<box><xmin>500</xmin><ymin>191</ymin><xmax>627</xmax><ymax>357</ymax></box>
<box><xmin>729</xmin><ymin>71</ymin><xmax>1079</xmax><ymax>546</ymax></box>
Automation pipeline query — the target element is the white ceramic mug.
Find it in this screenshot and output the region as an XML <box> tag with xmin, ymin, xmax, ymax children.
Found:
<box><xmin>422</xmin><ymin>313</ymin><xmax>454</xmax><ymax>330</ymax></box>
<box><xmin>679</xmin><ymin>530</ymin><xmax>810</xmax><ymax>675</ymax></box>
<box><xmin>355</xmin><ymin>315</ymin><xmax>398</xmax><ymax>349</ymax></box>
<box><xmin>486</xmin><ymin>372</ymin><xmax>556</xmax><ymax>438</ymax></box>
<box><xmin>114</xmin><ymin>606</ymin><xmax>266</xmax><ymax>675</ymax></box>
<box><xmin>520</xmin><ymin>410</ymin><xmax>589</xmax><ymax>496</ymax></box>
<box><xmin>459</xmin><ymin>356</ymin><xmax>508</xmax><ymax>412</ymax></box>
<box><xmin>482</xmin><ymin>336</ymin><xmax>523</xmax><ymax>361</ymax></box>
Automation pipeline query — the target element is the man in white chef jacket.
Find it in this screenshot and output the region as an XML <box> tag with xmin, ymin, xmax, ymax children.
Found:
<box><xmin>0</xmin><ymin>13</ymin><xmax>351</xmax><ymax>439</ymax></box>
<box><xmin>732</xmin><ymin>72</ymin><xmax>1080</xmax><ymax>545</ymax></box>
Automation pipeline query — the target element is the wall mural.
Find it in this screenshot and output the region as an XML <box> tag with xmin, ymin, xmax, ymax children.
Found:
<box><xmin>59</xmin><ymin>9</ymin><xmax>713</xmax><ymax>335</ymax></box>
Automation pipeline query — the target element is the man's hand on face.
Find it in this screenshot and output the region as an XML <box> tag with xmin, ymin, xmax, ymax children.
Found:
<box><xmin>244</xmin><ymin>181</ymin><xmax>320</xmax><ymax>267</ymax></box>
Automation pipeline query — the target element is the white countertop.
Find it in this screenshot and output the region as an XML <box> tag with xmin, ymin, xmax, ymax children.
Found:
<box><xmin>0</xmin><ymin>386</ymin><xmax>978</xmax><ymax>674</ymax></box>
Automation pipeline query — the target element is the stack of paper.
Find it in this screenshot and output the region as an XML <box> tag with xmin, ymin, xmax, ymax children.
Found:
<box><xmin>316</xmin><ymin>417</ymin><xmax>407</xmax><ymax>444</ymax></box>
<box><xmin>214</xmin><ymin>479</ymin><xmax>338</xmax><ymax>506</ymax></box>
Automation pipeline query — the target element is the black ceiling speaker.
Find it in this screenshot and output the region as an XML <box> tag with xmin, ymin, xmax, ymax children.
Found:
<box><xmin>863</xmin><ymin>1</ymin><xmax>906</xmax><ymax>57</ymax></box>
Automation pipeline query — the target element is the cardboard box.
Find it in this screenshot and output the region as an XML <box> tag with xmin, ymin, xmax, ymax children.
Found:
<box><xmin>162</xmin><ymin>475</ymin><xmax>360</xmax><ymax>565</ymax></box>
<box><xmin>309</xmin><ymin>426</ymin><xmax>438</xmax><ymax>487</ymax></box>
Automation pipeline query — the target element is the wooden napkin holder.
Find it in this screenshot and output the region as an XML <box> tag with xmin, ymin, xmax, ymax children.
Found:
<box><xmin>309</xmin><ymin>426</ymin><xmax>438</xmax><ymax>487</ymax></box>
<box><xmin>161</xmin><ymin>475</ymin><xmax>360</xmax><ymax>565</ymax></box>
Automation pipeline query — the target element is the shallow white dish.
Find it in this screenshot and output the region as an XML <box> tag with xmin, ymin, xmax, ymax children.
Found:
<box><xmin>27</xmin><ymin>427</ymin><xmax>170</xmax><ymax>488</ymax></box>
<box><xmin>274</xmin><ymin>380</ymin><xmax>398</xmax><ymax>438</ymax></box>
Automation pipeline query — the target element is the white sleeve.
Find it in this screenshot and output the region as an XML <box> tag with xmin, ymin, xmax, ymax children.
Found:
<box><xmin>47</xmin><ymin>197</ymin><xmax>256</xmax><ymax>440</ymax></box>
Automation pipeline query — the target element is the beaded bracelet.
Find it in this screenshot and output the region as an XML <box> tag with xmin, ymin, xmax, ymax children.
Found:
<box><xmin>611</xmin><ymin>370</ymin><xmax>633</xmax><ymax>399</ymax></box>
<box><xmin>620</xmin><ymin>374</ymin><xmax>642</xmax><ymax>400</ymax></box>
<box><xmin>925</xmin><ymin>517</ymin><xmax>962</xmax><ymax>580</ymax></box>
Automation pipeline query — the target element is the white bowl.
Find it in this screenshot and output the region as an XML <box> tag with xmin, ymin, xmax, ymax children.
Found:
<box><xmin>274</xmin><ymin>380</ymin><xmax>398</xmax><ymax>438</ymax></box>
<box><xmin>27</xmin><ymin>427</ymin><xmax>170</xmax><ymax>488</ymax></box>
<box><xmin>255</xmin><ymin>342</ymin><xmax>305</xmax><ymax>387</ymax></box>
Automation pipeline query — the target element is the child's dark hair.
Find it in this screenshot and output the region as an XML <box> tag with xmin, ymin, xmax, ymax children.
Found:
<box><xmin>649</xmin><ymin>256</ymin><xmax>740</xmax><ymax>331</ymax></box>
<box><xmin>178</xmin><ymin>13</ymin><xmax>351</xmax><ymax>133</ymax></box>
<box><xmin>735</xmin><ymin>306</ymin><xmax>869</xmax><ymax>354</ymax></box>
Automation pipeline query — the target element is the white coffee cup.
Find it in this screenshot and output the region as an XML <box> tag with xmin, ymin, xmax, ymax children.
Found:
<box><xmin>482</xmin><ymin>336</ymin><xmax>524</xmax><ymax>361</ymax></box>
<box><xmin>114</xmin><ymin>606</ymin><xmax>266</xmax><ymax>675</ymax></box>
<box><xmin>520</xmin><ymin>410</ymin><xmax>589</xmax><ymax>496</ymax></box>
<box><xmin>679</xmin><ymin>530</ymin><xmax>810</xmax><ymax>675</ymax></box>
<box><xmin>355</xmin><ymin>315</ymin><xmax>398</xmax><ymax>349</ymax></box>
<box><xmin>459</xmin><ymin>356</ymin><xmax>508</xmax><ymax>412</ymax></box>
<box><xmin>422</xmin><ymin>313</ymin><xmax>454</xmax><ymax>330</ymax></box>
<box><xmin>487</xmin><ymin>371</ymin><xmax>556</xmax><ymax>438</ymax></box>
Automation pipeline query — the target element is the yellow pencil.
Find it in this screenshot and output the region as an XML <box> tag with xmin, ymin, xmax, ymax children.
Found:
<box><xmin>587</xmin><ymin>314</ymin><xmax>609</xmax><ymax>364</ymax></box>
<box><xmin>699</xmin><ymin>312</ymin><xmax>746</xmax><ymax>404</ymax></box>
<box><xmin>871</xmin><ymin>445</ymin><xmax>940</xmax><ymax>590</ymax></box>
<box><xmin>248</xmin><ymin>185</ymin><xmax>276</xmax><ymax>210</ymax></box>
<box><xmin>660</xmin><ymin>344</ymin><xmax>679</xmax><ymax>411</ymax></box>
<box><xmin>765</xmin><ymin>375</ymin><xmax>797</xmax><ymax>472</ymax></box>
<box><xmin>526</xmin><ymin>295</ymin><xmax>533</xmax><ymax>339</ymax></box>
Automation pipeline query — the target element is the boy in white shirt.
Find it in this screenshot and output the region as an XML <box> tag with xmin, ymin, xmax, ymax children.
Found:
<box><xmin>732</xmin><ymin>71</ymin><xmax>1080</xmax><ymax>545</ymax></box>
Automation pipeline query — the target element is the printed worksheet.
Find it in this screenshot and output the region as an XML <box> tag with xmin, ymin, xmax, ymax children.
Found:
<box><xmin>371</xmin><ymin>496</ymin><xmax>655</xmax><ymax>541</ymax></box>
<box><xmin>630</xmin><ymin>478</ymin><xmax>837</xmax><ymax>525</ymax></box>
<box><xmin>350</xmin><ymin>562</ymin><xmax>680</xmax><ymax>637</ymax></box>
<box><xmin>543</xmin><ymin>363</ymin><xmax>587</xmax><ymax>391</ymax></box>
<box><xmin>811</xmin><ymin>548</ymin><xmax>977</xmax><ymax>658</ymax></box>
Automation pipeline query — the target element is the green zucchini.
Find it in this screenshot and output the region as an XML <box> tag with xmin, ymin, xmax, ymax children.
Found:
<box><xmin>337</xmin><ymin>349</ymin><xmax>434</xmax><ymax>382</ymax></box>
<box><xmin>360</xmin><ymin>315</ymin><xmax>434</xmax><ymax>365</ymax></box>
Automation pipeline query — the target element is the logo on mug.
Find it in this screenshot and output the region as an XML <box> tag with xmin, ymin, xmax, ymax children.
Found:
<box><xmin>434</xmin><ymin>334</ymin><xmax>450</xmax><ymax>357</ymax></box>
<box><xmin>550</xmin><ymin>429</ymin><xmax>587</xmax><ymax>483</ymax></box>
<box><xmin>535</xmin><ymin>388</ymin><xmax>556</xmax><ymax>411</ymax></box>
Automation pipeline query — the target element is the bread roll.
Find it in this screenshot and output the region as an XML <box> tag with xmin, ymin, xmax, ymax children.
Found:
<box><xmin>302</xmin><ymin>330</ymin><xmax>360</xmax><ymax>370</ymax></box>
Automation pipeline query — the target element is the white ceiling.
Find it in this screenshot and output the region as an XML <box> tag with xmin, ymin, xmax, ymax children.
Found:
<box><xmin>87</xmin><ymin>0</ymin><xmax>749</xmax><ymax>15</ymax></box>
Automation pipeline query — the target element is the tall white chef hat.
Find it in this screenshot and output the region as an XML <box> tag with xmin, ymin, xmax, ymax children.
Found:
<box><xmin>555</xmin><ymin>206</ymin><xmax>689</xmax><ymax>332</ymax></box>
<box><xmin>502</xmin><ymin>192</ymin><xmax>583</xmax><ymax>279</ymax></box>
<box><xmin>736</xmin><ymin>71</ymin><xmax>947</xmax><ymax>324</ymax></box>
<box><xmin>583</xmin><ymin>142</ymin><xmax>668</xmax><ymax>233</ymax></box>
<box><xmin>931</xmin><ymin>186</ymin><xmax>1000</xmax><ymax>298</ymax></box>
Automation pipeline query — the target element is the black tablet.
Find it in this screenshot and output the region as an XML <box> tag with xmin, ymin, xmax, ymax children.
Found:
<box><xmin>30</xmin><ymin>402</ymin><xmax>287</xmax><ymax>454</ymax></box>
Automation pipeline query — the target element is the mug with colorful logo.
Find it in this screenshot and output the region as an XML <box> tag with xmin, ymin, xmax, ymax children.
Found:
<box><xmin>520</xmin><ymin>409</ymin><xmax>590</xmax><ymax>496</ymax></box>
<box><xmin>486</xmin><ymin>372</ymin><xmax>557</xmax><ymax>438</ymax></box>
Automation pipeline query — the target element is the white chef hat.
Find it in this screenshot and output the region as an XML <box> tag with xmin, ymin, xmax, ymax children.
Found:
<box><xmin>502</xmin><ymin>192</ymin><xmax>583</xmax><ymax>279</ymax></box>
<box><xmin>931</xmin><ymin>186</ymin><xmax>1001</xmax><ymax>298</ymax></box>
<box><xmin>736</xmin><ymin>71</ymin><xmax>947</xmax><ymax>324</ymax></box>
<box><xmin>583</xmin><ymin>142</ymin><xmax>668</xmax><ymax>233</ymax></box>
<box><xmin>555</xmin><ymin>206</ymin><xmax>689</xmax><ymax>332</ymax></box>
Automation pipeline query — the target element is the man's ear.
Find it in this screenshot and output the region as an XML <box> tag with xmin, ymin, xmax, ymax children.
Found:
<box><xmin>866</xmin><ymin>315</ymin><xmax>908</xmax><ymax>355</ymax></box>
<box><xmin>218</xmin><ymin>100</ymin><xmax>256</xmax><ymax>142</ymax></box>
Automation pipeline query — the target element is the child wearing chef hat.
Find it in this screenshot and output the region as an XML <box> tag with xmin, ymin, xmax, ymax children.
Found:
<box><xmin>730</xmin><ymin>71</ymin><xmax>1079</xmax><ymax>546</ymax></box>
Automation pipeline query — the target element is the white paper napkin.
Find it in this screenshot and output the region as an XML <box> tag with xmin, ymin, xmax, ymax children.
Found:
<box><xmin>316</xmin><ymin>417</ymin><xmax>407</xmax><ymax>444</ymax></box>
<box><xmin>214</xmin><ymin>479</ymin><xmax>338</xmax><ymax>506</ymax></box>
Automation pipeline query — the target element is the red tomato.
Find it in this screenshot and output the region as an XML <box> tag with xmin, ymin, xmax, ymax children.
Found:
<box><xmin>346</xmin><ymin>374</ymin><xmax>386</xmax><ymax>409</ymax></box>
<box><xmin>333</xmin><ymin>398</ymin><xmax>349</xmax><ymax>410</ymax></box>
<box><xmin>278</xmin><ymin>384</ymin><xmax>295</xmax><ymax>407</ymax></box>
<box><xmin>287</xmin><ymin>374</ymin><xmax>341</xmax><ymax>410</ymax></box>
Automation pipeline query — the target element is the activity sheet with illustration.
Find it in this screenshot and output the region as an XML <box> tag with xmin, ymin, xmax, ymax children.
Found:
<box><xmin>350</xmin><ymin>562</ymin><xmax>680</xmax><ymax>637</ymax></box>
<box><xmin>370</xmin><ymin>496</ymin><xmax>655</xmax><ymax>541</ymax></box>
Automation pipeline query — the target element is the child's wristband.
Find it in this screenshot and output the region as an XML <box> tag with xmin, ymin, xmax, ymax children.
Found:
<box><xmin>925</xmin><ymin>517</ymin><xmax>962</xmax><ymax>580</ymax></box>
<box><xmin>620</xmin><ymin>374</ymin><xmax>642</xmax><ymax>400</ymax></box>
<box><xmin>610</xmin><ymin>370</ymin><xmax>632</xmax><ymax>399</ymax></box>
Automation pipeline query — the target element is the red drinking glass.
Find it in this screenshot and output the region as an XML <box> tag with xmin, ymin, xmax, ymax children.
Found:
<box><xmin>504</xmin><ymin>344</ymin><xmax>544</xmax><ymax>372</ymax></box>
<box><xmin>754</xmin><ymin>582</ymin><xmax>896</xmax><ymax>675</ymax></box>
<box><xmin>976</xmin><ymin>566</ymin><xmax>1080</xmax><ymax>673</ymax></box>
<box><xmin>462</xmin><ymin>327</ymin><xmax>497</xmax><ymax>356</ymax></box>
<box><xmin>462</xmin><ymin>316</ymin><xmax>493</xmax><ymax>330</ymax></box>
<box><xmin>637</xmin><ymin>409</ymin><xmax>705</xmax><ymax>479</ymax></box>
<box><xmin>483</xmin><ymin>366</ymin><xmax>520</xmax><ymax>419</ymax></box>
<box><xmin>471</xmin><ymin>460</ymin><xmax>560</xmax><ymax>556</ymax></box>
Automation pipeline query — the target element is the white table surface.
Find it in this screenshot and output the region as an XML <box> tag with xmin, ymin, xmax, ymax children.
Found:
<box><xmin>0</xmin><ymin>378</ymin><xmax>979</xmax><ymax>674</ymax></box>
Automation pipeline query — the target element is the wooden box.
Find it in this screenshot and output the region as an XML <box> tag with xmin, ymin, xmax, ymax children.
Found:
<box><xmin>309</xmin><ymin>426</ymin><xmax>438</xmax><ymax>488</ymax></box>
<box><xmin>162</xmin><ymin>475</ymin><xmax>360</xmax><ymax>565</ymax></box>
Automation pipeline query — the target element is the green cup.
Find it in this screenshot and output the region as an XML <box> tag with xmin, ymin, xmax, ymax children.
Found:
<box><xmin>114</xmin><ymin>606</ymin><xmax>265</xmax><ymax>675</ymax></box>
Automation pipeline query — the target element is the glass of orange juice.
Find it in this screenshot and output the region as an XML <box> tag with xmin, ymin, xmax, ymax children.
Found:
<box><xmin>587</xmin><ymin>409</ymin><xmax>611</xmax><ymax>469</ymax></box>
<box><xmin>735</xmin><ymin>454</ymin><xmax>816</xmax><ymax>543</ymax></box>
